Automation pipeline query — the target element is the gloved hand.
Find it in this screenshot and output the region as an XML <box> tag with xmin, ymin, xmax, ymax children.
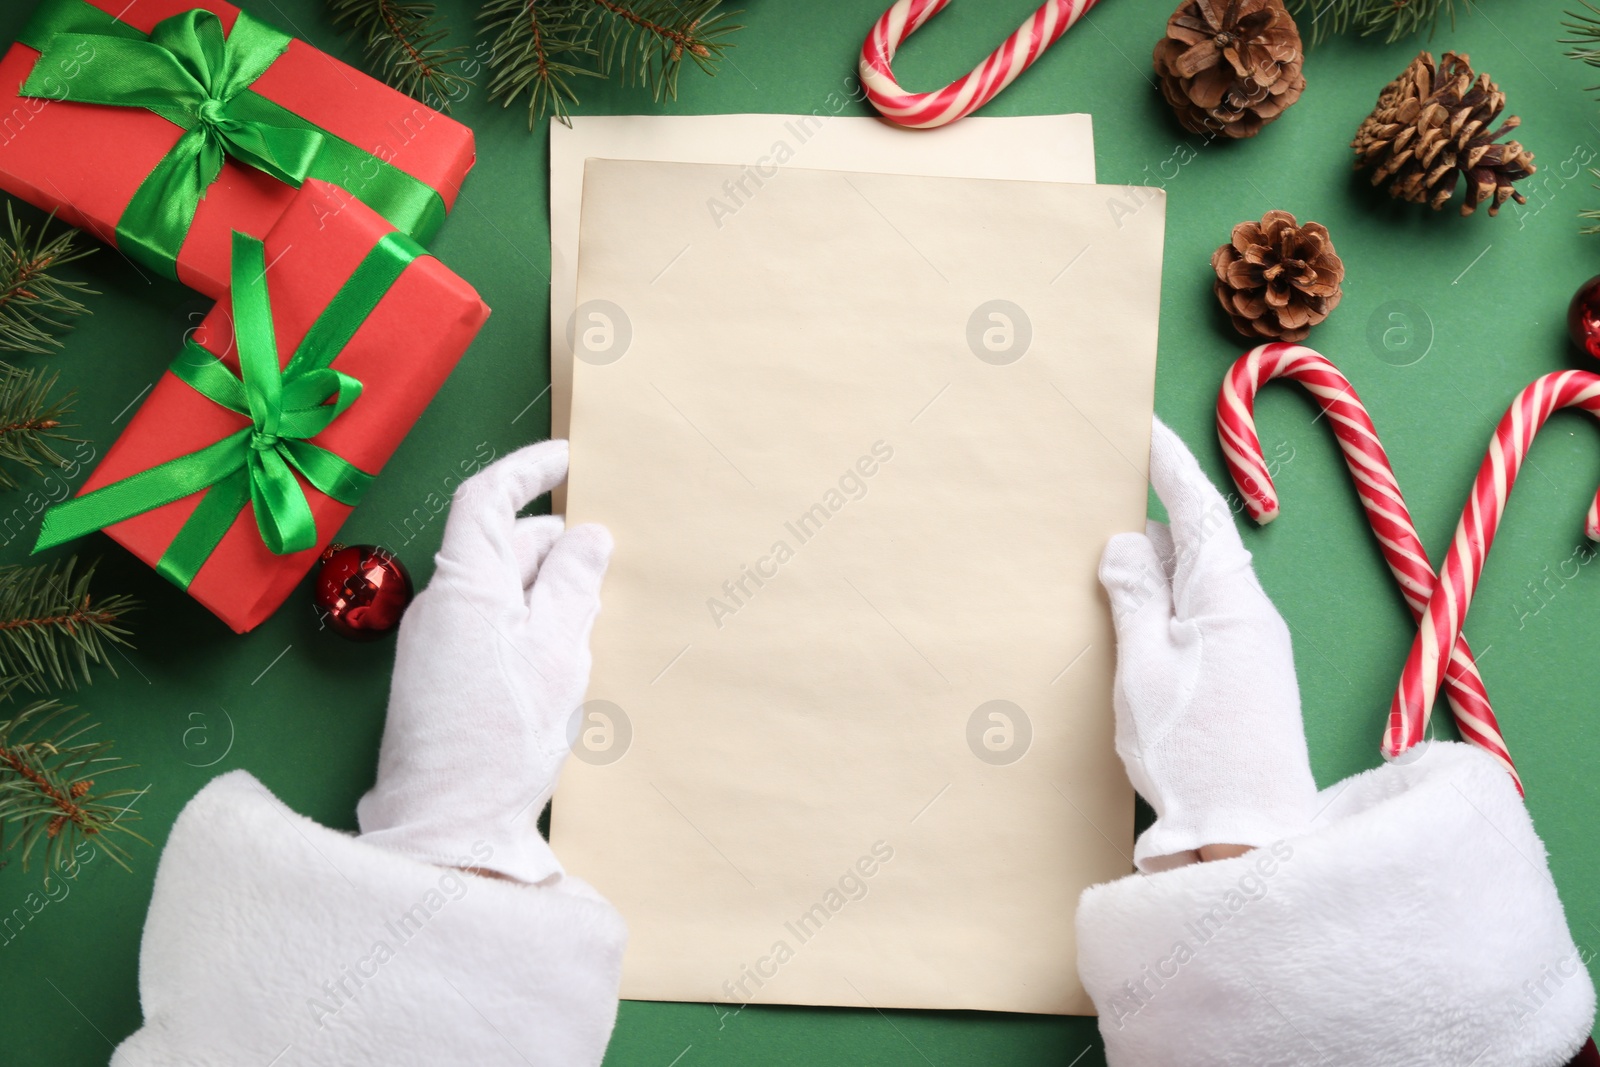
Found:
<box><xmin>357</xmin><ymin>440</ymin><xmax>612</xmax><ymax>884</ymax></box>
<box><xmin>1097</xmin><ymin>418</ymin><xmax>1316</xmax><ymax>872</ymax></box>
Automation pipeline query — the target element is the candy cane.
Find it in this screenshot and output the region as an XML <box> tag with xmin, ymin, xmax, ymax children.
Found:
<box><xmin>1218</xmin><ymin>343</ymin><xmax>1520</xmax><ymax>790</ymax></box>
<box><xmin>858</xmin><ymin>0</ymin><xmax>1101</xmax><ymax>129</ymax></box>
<box><xmin>1389</xmin><ymin>370</ymin><xmax>1600</xmax><ymax>756</ymax></box>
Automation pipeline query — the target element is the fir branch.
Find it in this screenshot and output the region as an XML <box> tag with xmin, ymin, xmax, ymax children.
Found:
<box><xmin>1290</xmin><ymin>0</ymin><xmax>1457</xmax><ymax>44</ymax></box>
<box><xmin>1564</xmin><ymin>1</ymin><xmax>1600</xmax><ymax>83</ymax></box>
<box><xmin>1581</xmin><ymin>169</ymin><xmax>1600</xmax><ymax>234</ymax></box>
<box><xmin>0</xmin><ymin>557</ymin><xmax>136</xmax><ymax>696</ymax></box>
<box><xmin>327</xmin><ymin>0</ymin><xmax>472</xmax><ymax>111</ymax></box>
<box><xmin>0</xmin><ymin>365</ymin><xmax>75</xmax><ymax>491</ymax></box>
<box><xmin>480</xmin><ymin>0</ymin><xmax>599</xmax><ymax>128</ymax></box>
<box><xmin>479</xmin><ymin>0</ymin><xmax>739</xmax><ymax>127</ymax></box>
<box><xmin>589</xmin><ymin>0</ymin><xmax>740</xmax><ymax>101</ymax></box>
<box><xmin>0</xmin><ymin>701</ymin><xmax>146</xmax><ymax>877</ymax></box>
<box><xmin>1567</xmin><ymin>6</ymin><xmax>1600</xmax><ymax>233</ymax></box>
<box><xmin>0</xmin><ymin>204</ymin><xmax>96</xmax><ymax>356</ymax></box>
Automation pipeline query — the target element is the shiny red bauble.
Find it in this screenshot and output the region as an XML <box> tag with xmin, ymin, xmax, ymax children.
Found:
<box><xmin>1567</xmin><ymin>275</ymin><xmax>1600</xmax><ymax>360</ymax></box>
<box><xmin>313</xmin><ymin>543</ymin><xmax>413</xmax><ymax>641</ymax></box>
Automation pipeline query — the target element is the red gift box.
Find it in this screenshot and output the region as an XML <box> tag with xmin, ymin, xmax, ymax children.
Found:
<box><xmin>0</xmin><ymin>0</ymin><xmax>474</xmax><ymax>297</ymax></box>
<box><xmin>62</xmin><ymin>179</ymin><xmax>488</xmax><ymax>632</ymax></box>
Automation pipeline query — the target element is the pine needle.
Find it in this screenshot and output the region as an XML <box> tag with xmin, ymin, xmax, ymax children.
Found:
<box><xmin>327</xmin><ymin>0</ymin><xmax>473</xmax><ymax>110</ymax></box>
<box><xmin>0</xmin><ymin>557</ymin><xmax>136</xmax><ymax>696</ymax></box>
<box><xmin>1290</xmin><ymin>0</ymin><xmax>1458</xmax><ymax>44</ymax></box>
<box><xmin>1581</xmin><ymin>169</ymin><xmax>1600</xmax><ymax>234</ymax></box>
<box><xmin>1564</xmin><ymin>2</ymin><xmax>1600</xmax><ymax>84</ymax></box>
<box><xmin>0</xmin><ymin>204</ymin><xmax>96</xmax><ymax>355</ymax></box>
<box><xmin>0</xmin><ymin>365</ymin><xmax>75</xmax><ymax>491</ymax></box>
<box><xmin>1566</xmin><ymin>9</ymin><xmax>1600</xmax><ymax>233</ymax></box>
<box><xmin>0</xmin><ymin>700</ymin><xmax>147</xmax><ymax>878</ymax></box>
<box><xmin>481</xmin><ymin>0</ymin><xmax>599</xmax><ymax>128</ymax></box>
<box><xmin>589</xmin><ymin>0</ymin><xmax>741</xmax><ymax>101</ymax></box>
<box><xmin>480</xmin><ymin>0</ymin><xmax>739</xmax><ymax>128</ymax></box>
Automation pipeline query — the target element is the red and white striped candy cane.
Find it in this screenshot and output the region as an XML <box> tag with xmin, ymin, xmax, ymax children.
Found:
<box><xmin>858</xmin><ymin>0</ymin><xmax>1101</xmax><ymax>129</ymax></box>
<box><xmin>1218</xmin><ymin>343</ymin><xmax>1520</xmax><ymax>789</ymax></box>
<box><xmin>1389</xmin><ymin>370</ymin><xmax>1600</xmax><ymax>756</ymax></box>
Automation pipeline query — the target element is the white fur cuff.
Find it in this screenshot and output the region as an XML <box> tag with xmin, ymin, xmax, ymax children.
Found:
<box><xmin>1077</xmin><ymin>743</ymin><xmax>1594</xmax><ymax>1067</ymax></box>
<box><xmin>112</xmin><ymin>771</ymin><xmax>626</xmax><ymax>1067</ymax></box>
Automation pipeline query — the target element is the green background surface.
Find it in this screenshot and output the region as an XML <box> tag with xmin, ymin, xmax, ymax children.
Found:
<box><xmin>1</xmin><ymin>0</ymin><xmax>1597</xmax><ymax>1063</ymax></box>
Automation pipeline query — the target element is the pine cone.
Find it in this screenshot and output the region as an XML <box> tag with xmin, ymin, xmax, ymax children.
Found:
<box><xmin>1153</xmin><ymin>0</ymin><xmax>1305</xmax><ymax>139</ymax></box>
<box><xmin>1213</xmin><ymin>211</ymin><xmax>1344</xmax><ymax>342</ymax></box>
<box><xmin>1352</xmin><ymin>51</ymin><xmax>1535</xmax><ymax>217</ymax></box>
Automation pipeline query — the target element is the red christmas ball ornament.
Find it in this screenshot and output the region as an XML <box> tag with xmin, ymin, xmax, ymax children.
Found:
<box><xmin>1567</xmin><ymin>275</ymin><xmax>1600</xmax><ymax>360</ymax></box>
<box><xmin>314</xmin><ymin>543</ymin><xmax>413</xmax><ymax>641</ymax></box>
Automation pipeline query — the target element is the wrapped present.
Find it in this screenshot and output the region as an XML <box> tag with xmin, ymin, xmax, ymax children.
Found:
<box><xmin>0</xmin><ymin>0</ymin><xmax>475</xmax><ymax>296</ymax></box>
<box><xmin>33</xmin><ymin>179</ymin><xmax>490</xmax><ymax>632</ymax></box>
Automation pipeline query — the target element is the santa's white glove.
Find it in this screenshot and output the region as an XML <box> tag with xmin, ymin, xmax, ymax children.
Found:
<box><xmin>1097</xmin><ymin>418</ymin><xmax>1316</xmax><ymax>871</ymax></box>
<box><xmin>357</xmin><ymin>440</ymin><xmax>611</xmax><ymax>884</ymax></box>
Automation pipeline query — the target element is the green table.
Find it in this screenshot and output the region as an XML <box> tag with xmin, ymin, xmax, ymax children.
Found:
<box><xmin>2</xmin><ymin>0</ymin><xmax>1596</xmax><ymax>1063</ymax></box>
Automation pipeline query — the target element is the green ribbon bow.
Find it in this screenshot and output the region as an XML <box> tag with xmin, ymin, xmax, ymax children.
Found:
<box><xmin>33</xmin><ymin>228</ymin><xmax>427</xmax><ymax>588</ymax></box>
<box><xmin>17</xmin><ymin>0</ymin><xmax>447</xmax><ymax>280</ymax></box>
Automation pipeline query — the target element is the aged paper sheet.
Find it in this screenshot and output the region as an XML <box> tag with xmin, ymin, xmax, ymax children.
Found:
<box><xmin>547</xmin><ymin>114</ymin><xmax>1096</xmax><ymax>503</ymax></box>
<box><xmin>555</xmin><ymin>159</ymin><xmax>1164</xmax><ymax>1014</ymax></box>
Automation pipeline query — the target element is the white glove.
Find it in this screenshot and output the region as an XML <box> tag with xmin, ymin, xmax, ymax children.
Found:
<box><xmin>357</xmin><ymin>440</ymin><xmax>612</xmax><ymax>884</ymax></box>
<box><xmin>1097</xmin><ymin>418</ymin><xmax>1316</xmax><ymax>872</ymax></box>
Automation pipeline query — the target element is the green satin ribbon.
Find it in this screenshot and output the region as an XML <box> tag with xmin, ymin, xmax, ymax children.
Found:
<box><xmin>17</xmin><ymin>0</ymin><xmax>447</xmax><ymax>281</ymax></box>
<box><xmin>33</xmin><ymin>228</ymin><xmax>427</xmax><ymax>588</ymax></box>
